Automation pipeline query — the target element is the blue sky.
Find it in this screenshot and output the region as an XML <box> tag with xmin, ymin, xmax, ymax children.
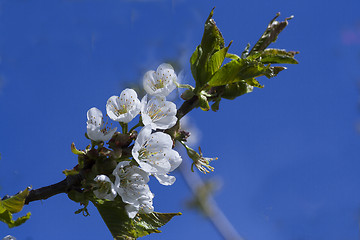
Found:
<box><xmin>1</xmin><ymin>0</ymin><xmax>360</xmax><ymax>239</ymax></box>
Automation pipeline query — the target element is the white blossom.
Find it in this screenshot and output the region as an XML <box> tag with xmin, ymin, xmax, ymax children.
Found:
<box><xmin>143</xmin><ymin>63</ymin><xmax>177</xmax><ymax>97</ymax></box>
<box><xmin>106</xmin><ymin>88</ymin><xmax>141</xmax><ymax>123</ymax></box>
<box><xmin>2</xmin><ymin>236</ymin><xmax>16</xmax><ymax>240</ymax></box>
<box><xmin>93</xmin><ymin>175</ymin><xmax>117</xmax><ymax>201</ymax></box>
<box><xmin>141</xmin><ymin>95</ymin><xmax>177</xmax><ymax>130</ymax></box>
<box><xmin>87</xmin><ymin>107</ymin><xmax>117</xmax><ymax>142</ymax></box>
<box><xmin>112</xmin><ymin>161</ymin><xmax>154</xmax><ymax>218</ymax></box>
<box><xmin>132</xmin><ymin>126</ymin><xmax>182</xmax><ymax>185</ymax></box>
<box><xmin>125</xmin><ymin>194</ymin><xmax>154</xmax><ymax>218</ymax></box>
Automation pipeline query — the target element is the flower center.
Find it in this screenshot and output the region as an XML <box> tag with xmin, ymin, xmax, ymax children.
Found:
<box><xmin>113</xmin><ymin>104</ymin><xmax>128</xmax><ymax>116</ymax></box>
<box><xmin>97</xmin><ymin>181</ymin><xmax>111</xmax><ymax>192</ymax></box>
<box><xmin>147</xmin><ymin>103</ymin><xmax>165</xmax><ymax>121</ymax></box>
<box><xmin>99</xmin><ymin>117</ymin><xmax>113</xmax><ymax>134</ymax></box>
<box><xmin>138</xmin><ymin>147</ymin><xmax>150</xmax><ymax>160</ymax></box>
<box><xmin>154</xmin><ymin>79</ymin><xmax>165</xmax><ymax>89</ymax></box>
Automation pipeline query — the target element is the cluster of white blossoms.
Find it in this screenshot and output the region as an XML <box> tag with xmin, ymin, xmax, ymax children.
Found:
<box><xmin>86</xmin><ymin>63</ymin><xmax>181</xmax><ymax>218</ymax></box>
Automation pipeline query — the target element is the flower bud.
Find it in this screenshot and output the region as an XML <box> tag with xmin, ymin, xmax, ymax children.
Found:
<box><xmin>181</xmin><ymin>89</ymin><xmax>195</xmax><ymax>100</ymax></box>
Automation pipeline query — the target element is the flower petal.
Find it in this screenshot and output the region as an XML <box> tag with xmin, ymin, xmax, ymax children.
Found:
<box><xmin>154</xmin><ymin>173</ymin><xmax>176</xmax><ymax>186</ymax></box>
<box><xmin>125</xmin><ymin>204</ymin><xmax>139</xmax><ymax>219</ymax></box>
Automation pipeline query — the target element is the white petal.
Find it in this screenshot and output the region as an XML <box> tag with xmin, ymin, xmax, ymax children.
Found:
<box><xmin>112</xmin><ymin>162</ymin><xmax>152</xmax><ymax>204</ymax></box>
<box><xmin>154</xmin><ymin>173</ymin><xmax>176</xmax><ymax>186</ymax></box>
<box><xmin>113</xmin><ymin>161</ymin><xmax>131</xmax><ymax>188</ymax></box>
<box><xmin>165</xmin><ymin>149</ymin><xmax>182</xmax><ymax>172</ymax></box>
<box><xmin>125</xmin><ymin>204</ymin><xmax>139</xmax><ymax>219</ymax></box>
<box><xmin>106</xmin><ymin>96</ymin><xmax>121</xmax><ymax>121</ymax></box>
<box><xmin>93</xmin><ymin>175</ymin><xmax>117</xmax><ymax>200</ymax></box>
<box><xmin>138</xmin><ymin>125</ymin><xmax>153</xmax><ymax>145</ymax></box>
<box><xmin>101</xmin><ymin>127</ymin><xmax>117</xmax><ymax>142</ymax></box>
<box><xmin>146</xmin><ymin>132</ymin><xmax>173</xmax><ymax>151</ymax></box>
<box><xmin>138</xmin><ymin>159</ymin><xmax>171</xmax><ymax>174</ymax></box>
<box><xmin>138</xmin><ymin>195</ymin><xmax>154</xmax><ymax>214</ymax></box>
<box><xmin>143</xmin><ymin>70</ymin><xmax>157</xmax><ymax>95</ymax></box>
<box><xmin>87</xmin><ymin>107</ymin><xmax>103</xmax><ymax>126</ymax></box>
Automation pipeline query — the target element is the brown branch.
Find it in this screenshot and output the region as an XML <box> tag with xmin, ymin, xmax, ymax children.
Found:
<box><xmin>176</xmin><ymin>95</ymin><xmax>199</xmax><ymax>120</ymax></box>
<box><xmin>25</xmin><ymin>174</ymin><xmax>83</xmax><ymax>205</ymax></box>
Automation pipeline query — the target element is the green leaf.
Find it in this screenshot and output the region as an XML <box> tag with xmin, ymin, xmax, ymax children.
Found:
<box><xmin>200</xmin><ymin>8</ymin><xmax>225</xmax><ymax>58</ymax></box>
<box><xmin>250</xmin><ymin>48</ymin><xmax>298</xmax><ymax>64</ymax></box>
<box><xmin>221</xmin><ymin>81</ymin><xmax>252</xmax><ymax>100</ymax></box>
<box><xmin>225</xmin><ymin>52</ymin><xmax>240</xmax><ymax>60</ymax></box>
<box><xmin>208</xmin><ymin>58</ymin><xmax>269</xmax><ymax>87</ymax></box>
<box><xmin>245</xmin><ymin>78</ymin><xmax>264</xmax><ymax>88</ymax></box>
<box><xmin>190</xmin><ymin>45</ymin><xmax>201</xmax><ymax>83</ymax></box>
<box><xmin>190</xmin><ymin>8</ymin><xmax>226</xmax><ymax>89</ymax></box>
<box><xmin>71</xmin><ymin>142</ymin><xmax>85</xmax><ymax>155</ymax></box>
<box><xmin>211</xmin><ymin>98</ymin><xmax>221</xmax><ymax>111</ymax></box>
<box><xmin>264</xmin><ymin>66</ymin><xmax>287</xmax><ymax>78</ymax></box>
<box><xmin>206</xmin><ymin>41</ymin><xmax>232</xmax><ymax>76</ymax></box>
<box><xmin>0</xmin><ymin>187</ymin><xmax>30</xmax><ymax>214</ymax></box>
<box><xmin>0</xmin><ymin>187</ymin><xmax>31</xmax><ymax>228</ymax></box>
<box><xmin>0</xmin><ymin>211</ymin><xmax>31</xmax><ymax>228</ymax></box>
<box><xmin>93</xmin><ymin>200</ymin><xmax>181</xmax><ymax>240</ymax></box>
<box><xmin>249</xmin><ymin>13</ymin><xmax>294</xmax><ymax>55</ymax></box>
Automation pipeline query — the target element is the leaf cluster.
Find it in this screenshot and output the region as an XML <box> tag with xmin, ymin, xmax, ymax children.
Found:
<box><xmin>187</xmin><ymin>9</ymin><xmax>298</xmax><ymax>111</ymax></box>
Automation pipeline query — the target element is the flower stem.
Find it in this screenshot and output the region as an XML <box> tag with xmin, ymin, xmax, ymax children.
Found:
<box><xmin>120</xmin><ymin>122</ymin><xmax>128</xmax><ymax>134</ymax></box>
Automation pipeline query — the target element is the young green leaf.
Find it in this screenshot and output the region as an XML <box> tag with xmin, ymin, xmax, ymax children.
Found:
<box><xmin>190</xmin><ymin>8</ymin><xmax>226</xmax><ymax>90</ymax></box>
<box><xmin>207</xmin><ymin>58</ymin><xmax>269</xmax><ymax>87</ymax></box>
<box><xmin>71</xmin><ymin>142</ymin><xmax>85</xmax><ymax>155</ymax></box>
<box><xmin>1</xmin><ymin>187</ymin><xmax>30</xmax><ymax>214</ymax></box>
<box><xmin>225</xmin><ymin>52</ymin><xmax>240</xmax><ymax>60</ymax></box>
<box><xmin>221</xmin><ymin>81</ymin><xmax>252</xmax><ymax>100</ymax></box>
<box><xmin>93</xmin><ymin>200</ymin><xmax>181</xmax><ymax>240</ymax></box>
<box><xmin>190</xmin><ymin>45</ymin><xmax>201</xmax><ymax>85</ymax></box>
<box><xmin>206</xmin><ymin>41</ymin><xmax>232</xmax><ymax>76</ymax></box>
<box><xmin>248</xmin><ymin>13</ymin><xmax>294</xmax><ymax>56</ymax></box>
<box><xmin>245</xmin><ymin>78</ymin><xmax>264</xmax><ymax>88</ymax></box>
<box><xmin>0</xmin><ymin>187</ymin><xmax>31</xmax><ymax>228</ymax></box>
<box><xmin>0</xmin><ymin>211</ymin><xmax>31</xmax><ymax>228</ymax></box>
<box><xmin>250</xmin><ymin>48</ymin><xmax>298</xmax><ymax>64</ymax></box>
<box><xmin>200</xmin><ymin>8</ymin><xmax>225</xmax><ymax>58</ymax></box>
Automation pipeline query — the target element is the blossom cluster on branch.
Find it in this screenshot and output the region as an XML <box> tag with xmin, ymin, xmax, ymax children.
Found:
<box><xmin>87</xmin><ymin>63</ymin><xmax>182</xmax><ymax>218</ymax></box>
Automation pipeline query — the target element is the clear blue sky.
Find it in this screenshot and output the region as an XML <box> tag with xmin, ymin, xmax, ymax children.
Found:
<box><xmin>1</xmin><ymin>0</ymin><xmax>360</xmax><ymax>239</ymax></box>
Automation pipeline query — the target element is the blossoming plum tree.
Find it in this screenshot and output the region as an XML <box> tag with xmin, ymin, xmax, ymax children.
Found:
<box><xmin>0</xmin><ymin>9</ymin><xmax>298</xmax><ymax>240</ymax></box>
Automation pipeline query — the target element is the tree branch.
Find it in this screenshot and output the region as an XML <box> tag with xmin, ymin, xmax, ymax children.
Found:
<box><xmin>25</xmin><ymin>174</ymin><xmax>83</xmax><ymax>205</ymax></box>
<box><xmin>176</xmin><ymin>95</ymin><xmax>199</xmax><ymax>120</ymax></box>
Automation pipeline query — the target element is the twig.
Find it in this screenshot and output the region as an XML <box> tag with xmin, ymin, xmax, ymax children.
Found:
<box><xmin>25</xmin><ymin>174</ymin><xmax>83</xmax><ymax>205</ymax></box>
